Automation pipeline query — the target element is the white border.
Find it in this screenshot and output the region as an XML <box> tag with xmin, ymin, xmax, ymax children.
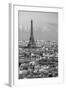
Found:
<box><xmin>9</xmin><ymin>4</ymin><xmax>64</xmax><ymax>86</ymax></box>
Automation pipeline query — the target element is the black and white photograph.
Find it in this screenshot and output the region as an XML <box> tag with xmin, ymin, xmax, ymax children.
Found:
<box><xmin>18</xmin><ymin>11</ymin><xmax>58</xmax><ymax>79</ymax></box>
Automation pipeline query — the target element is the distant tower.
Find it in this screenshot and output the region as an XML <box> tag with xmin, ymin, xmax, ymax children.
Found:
<box><xmin>28</xmin><ymin>20</ymin><xmax>36</xmax><ymax>48</ymax></box>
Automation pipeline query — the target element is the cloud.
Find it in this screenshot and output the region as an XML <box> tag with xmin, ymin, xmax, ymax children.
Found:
<box><xmin>19</xmin><ymin>24</ymin><xmax>30</xmax><ymax>32</ymax></box>
<box><xmin>19</xmin><ymin>22</ymin><xmax>58</xmax><ymax>33</ymax></box>
<box><xmin>41</xmin><ymin>26</ymin><xmax>50</xmax><ymax>32</ymax></box>
<box><xmin>40</xmin><ymin>23</ymin><xmax>58</xmax><ymax>32</ymax></box>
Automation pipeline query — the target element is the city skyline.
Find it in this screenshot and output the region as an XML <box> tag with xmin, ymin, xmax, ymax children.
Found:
<box><xmin>18</xmin><ymin>11</ymin><xmax>58</xmax><ymax>42</ymax></box>
<box><xmin>18</xmin><ymin>11</ymin><xmax>58</xmax><ymax>79</ymax></box>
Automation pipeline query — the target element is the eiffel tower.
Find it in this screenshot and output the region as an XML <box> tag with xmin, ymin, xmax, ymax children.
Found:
<box><xmin>27</xmin><ymin>20</ymin><xmax>36</xmax><ymax>48</ymax></box>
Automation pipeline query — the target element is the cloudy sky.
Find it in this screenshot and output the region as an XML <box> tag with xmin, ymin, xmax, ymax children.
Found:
<box><xmin>18</xmin><ymin>11</ymin><xmax>58</xmax><ymax>42</ymax></box>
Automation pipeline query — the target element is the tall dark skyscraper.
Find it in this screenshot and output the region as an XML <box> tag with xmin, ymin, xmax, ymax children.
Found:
<box><xmin>28</xmin><ymin>20</ymin><xmax>36</xmax><ymax>48</ymax></box>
